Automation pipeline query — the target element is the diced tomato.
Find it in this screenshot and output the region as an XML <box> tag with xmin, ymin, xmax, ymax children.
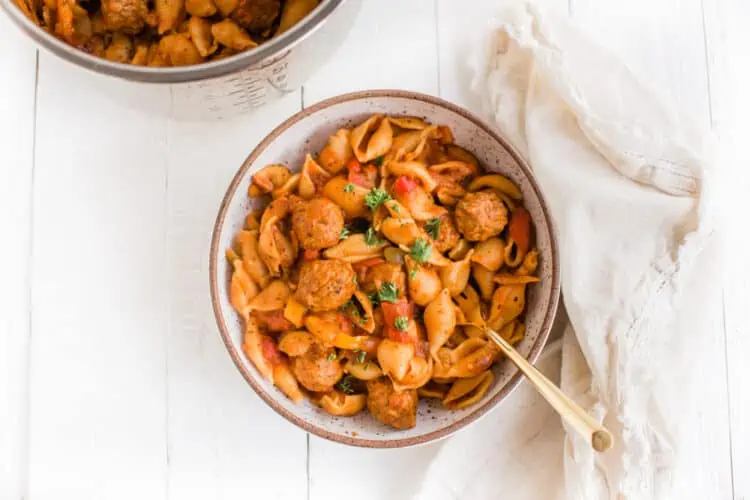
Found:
<box><xmin>352</xmin><ymin>257</ymin><xmax>385</xmax><ymax>270</ymax></box>
<box><xmin>260</xmin><ymin>335</ymin><xmax>283</xmax><ymax>366</ymax></box>
<box><xmin>381</xmin><ymin>298</ymin><xmax>412</xmax><ymax>324</ymax></box>
<box><xmin>393</xmin><ymin>175</ymin><xmax>419</xmax><ymax>195</ymax></box>
<box><xmin>508</xmin><ymin>207</ymin><xmax>531</xmax><ymax>255</ymax></box>
<box><xmin>346</xmin><ymin>158</ymin><xmax>377</xmax><ymax>189</ymax></box>
<box><xmin>253</xmin><ymin>310</ymin><xmax>294</xmax><ymax>332</ymax></box>
<box><xmin>302</xmin><ymin>249</ymin><xmax>320</xmax><ymax>261</ymax></box>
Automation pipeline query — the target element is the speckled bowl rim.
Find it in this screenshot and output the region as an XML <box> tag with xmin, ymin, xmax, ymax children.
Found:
<box><xmin>209</xmin><ymin>89</ymin><xmax>561</xmax><ymax>448</ymax></box>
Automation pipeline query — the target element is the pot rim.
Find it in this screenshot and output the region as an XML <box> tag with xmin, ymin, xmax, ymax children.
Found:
<box><xmin>0</xmin><ymin>0</ymin><xmax>346</xmax><ymax>84</ymax></box>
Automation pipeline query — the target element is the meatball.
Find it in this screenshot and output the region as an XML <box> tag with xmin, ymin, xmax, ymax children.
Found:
<box><xmin>231</xmin><ymin>0</ymin><xmax>280</xmax><ymax>33</ymax></box>
<box><xmin>101</xmin><ymin>0</ymin><xmax>148</xmax><ymax>32</ymax></box>
<box><xmin>295</xmin><ymin>259</ymin><xmax>356</xmax><ymax>312</ymax></box>
<box><xmin>454</xmin><ymin>191</ymin><xmax>508</xmax><ymax>242</ymax></box>
<box><xmin>291</xmin><ymin>343</ymin><xmax>343</xmax><ymax>392</ymax></box>
<box><xmin>362</xmin><ymin>263</ymin><xmax>406</xmax><ymax>296</ymax></box>
<box><xmin>423</xmin><ymin>213</ymin><xmax>460</xmax><ymax>253</ymax></box>
<box><xmin>292</xmin><ymin>198</ymin><xmax>344</xmax><ymax>250</ymax></box>
<box><xmin>366</xmin><ymin>377</ymin><xmax>418</xmax><ymax>430</ymax></box>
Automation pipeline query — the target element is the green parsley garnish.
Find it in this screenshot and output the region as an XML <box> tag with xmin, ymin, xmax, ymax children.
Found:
<box><xmin>367</xmin><ymin>292</ymin><xmax>380</xmax><ymax>307</ymax></box>
<box><xmin>392</xmin><ymin>205</ymin><xmax>400</xmax><ymax>214</ymax></box>
<box><xmin>425</xmin><ymin>217</ymin><xmax>442</xmax><ymax>239</ymax></box>
<box><xmin>373</xmin><ymin>155</ymin><xmax>384</xmax><ymax>166</ymax></box>
<box><xmin>354</xmin><ymin>349</ymin><xmax>367</xmax><ymax>364</ymax></box>
<box><xmin>336</xmin><ymin>375</ymin><xmax>355</xmax><ymax>394</ymax></box>
<box><xmin>394</xmin><ymin>316</ymin><xmax>409</xmax><ymax>331</ymax></box>
<box><xmin>409</xmin><ymin>266</ymin><xmax>418</xmax><ymax>280</ymax></box>
<box><xmin>410</xmin><ymin>238</ymin><xmax>432</xmax><ymax>264</ymax></box>
<box><xmin>378</xmin><ymin>282</ymin><xmax>399</xmax><ymax>303</ymax></box>
<box><xmin>339</xmin><ymin>227</ymin><xmax>350</xmax><ymax>240</ymax></box>
<box><xmin>364</xmin><ymin>188</ymin><xmax>392</xmax><ymax>212</ymax></box>
<box><xmin>327</xmin><ymin>351</ymin><xmax>338</xmax><ymax>362</ymax></box>
<box><xmin>364</xmin><ymin>226</ymin><xmax>384</xmax><ymax>246</ymax></box>
<box><xmin>344</xmin><ymin>183</ymin><xmax>355</xmax><ymax>193</ymax></box>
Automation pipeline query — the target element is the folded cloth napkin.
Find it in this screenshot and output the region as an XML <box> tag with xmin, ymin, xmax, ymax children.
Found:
<box><xmin>414</xmin><ymin>4</ymin><xmax>719</xmax><ymax>499</ymax></box>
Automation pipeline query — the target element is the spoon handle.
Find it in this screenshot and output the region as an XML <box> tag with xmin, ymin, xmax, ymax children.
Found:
<box><xmin>487</xmin><ymin>328</ymin><xmax>613</xmax><ymax>452</ymax></box>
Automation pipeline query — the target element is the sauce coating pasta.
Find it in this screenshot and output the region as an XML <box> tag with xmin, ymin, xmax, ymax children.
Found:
<box><xmin>227</xmin><ymin>115</ymin><xmax>541</xmax><ymax>430</ymax></box>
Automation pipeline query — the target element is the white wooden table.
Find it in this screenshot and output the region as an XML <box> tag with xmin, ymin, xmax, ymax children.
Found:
<box><xmin>2</xmin><ymin>1</ymin><xmax>748</xmax><ymax>498</ymax></box>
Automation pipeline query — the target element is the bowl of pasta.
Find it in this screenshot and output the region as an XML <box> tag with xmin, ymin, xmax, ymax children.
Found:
<box><xmin>210</xmin><ymin>90</ymin><xmax>560</xmax><ymax>447</ymax></box>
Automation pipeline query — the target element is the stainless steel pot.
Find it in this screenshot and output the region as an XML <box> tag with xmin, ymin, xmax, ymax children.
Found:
<box><xmin>1</xmin><ymin>0</ymin><xmax>359</xmax><ymax>118</ymax></box>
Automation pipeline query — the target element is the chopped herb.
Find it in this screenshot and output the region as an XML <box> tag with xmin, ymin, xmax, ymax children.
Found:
<box><xmin>409</xmin><ymin>266</ymin><xmax>418</xmax><ymax>280</ymax></box>
<box><xmin>425</xmin><ymin>217</ymin><xmax>442</xmax><ymax>239</ymax></box>
<box><xmin>336</xmin><ymin>375</ymin><xmax>355</xmax><ymax>394</ymax></box>
<box><xmin>392</xmin><ymin>205</ymin><xmax>400</xmax><ymax>214</ymax></box>
<box><xmin>364</xmin><ymin>227</ymin><xmax>384</xmax><ymax>246</ymax></box>
<box><xmin>378</xmin><ymin>282</ymin><xmax>399</xmax><ymax>303</ymax></box>
<box><xmin>373</xmin><ymin>155</ymin><xmax>384</xmax><ymax>166</ymax></box>
<box><xmin>327</xmin><ymin>351</ymin><xmax>338</xmax><ymax>362</ymax></box>
<box><xmin>364</xmin><ymin>188</ymin><xmax>392</xmax><ymax>212</ymax></box>
<box><xmin>344</xmin><ymin>183</ymin><xmax>355</xmax><ymax>193</ymax></box>
<box><xmin>367</xmin><ymin>292</ymin><xmax>380</xmax><ymax>307</ymax></box>
<box><xmin>410</xmin><ymin>238</ymin><xmax>432</xmax><ymax>264</ymax></box>
<box><xmin>354</xmin><ymin>349</ymin><xmax>367</xmax><ymax>364</ymax></box>
<box><xmin>339</xmin><ymin>227</ymin><xmax>350</xmax><ymax>240</ymax></box>
<box><xmin>394</xmin><ymin>316</ymin><xmax>409</xmax><ymax>331</ymax></box>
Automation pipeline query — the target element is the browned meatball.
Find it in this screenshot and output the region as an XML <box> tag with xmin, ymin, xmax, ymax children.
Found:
<box><xmin>422</xmin><ymin>213</ymin><xmax>459</xmax><ymax>253</ymax></box>
<box><xmin>231</xmin><ymin>0</ymin><xmax>280</xmax><ymax>33</ymax></box>
<box><xmin>101</xmin><ymin>0</ymin><xmax>148</xmax><ymax>32</ymax></box>
<box><xmin>291</xmin><ymin>343</ymin><xmax>343</xmax><ymax>392</ymax></box>
<box><xmin>295</xmin><ymin>259</ymin><xmax>356</xmax><ymax>312</ymax></box>
<box><xmin>292</xmin><ymin>198</ymin><xmax>345</xmax><ymax>250</ymax></box>
<box><xmin>455</xmin><ymin>191</ymin><xmax>508</xmax><ymax>242</ymax></box>
<box><xmin>366</xmin><ymin>377</ymin><xmax>418</xmax><ymax>430</ymax></box>
<box><xmin>362</xmin><ymin>263</ymin><xmax>406</xmax><ymax>295</ymax></box>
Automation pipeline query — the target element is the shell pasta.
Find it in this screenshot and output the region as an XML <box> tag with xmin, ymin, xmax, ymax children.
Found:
<box><xmin>226</xmin><ymin>115</ymin><xmax>541</xmax><ymax>430</ymax></box>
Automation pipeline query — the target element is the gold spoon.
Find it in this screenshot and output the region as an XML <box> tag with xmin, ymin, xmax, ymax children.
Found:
<box><xmin>487</xmin><ymin>328</ymin><xmax>614</xmax><ymax>452</ymax></box>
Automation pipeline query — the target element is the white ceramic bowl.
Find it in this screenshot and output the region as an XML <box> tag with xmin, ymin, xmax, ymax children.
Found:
<box><xmin>210</xmin><ymin>90</ymin><xmax>560</xmax><ymax>448</ymax></box>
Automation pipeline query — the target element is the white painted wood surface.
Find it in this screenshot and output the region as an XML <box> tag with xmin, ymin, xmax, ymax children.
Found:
<box><xmin>0</xmin><ymin>0</ymin><xmax>747</xmax><ymax>498</ymax></box>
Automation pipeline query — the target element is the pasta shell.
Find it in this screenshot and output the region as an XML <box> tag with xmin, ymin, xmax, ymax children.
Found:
<box><xmin>247</xmin><ymin>280</ymin><xmax>291</xmax><ymax>312</ymax></box>
<box><xmin>349</xmin><ymin>290</ymin><xmax>375</xmax><ymax>333</ymax></box>
<box><xmin>517</xmin><ymin>249</ymin><xmax>539</xmax><ymax>276</ymax></box>
<box><xmin>258</xmin><ymin>217</ymin><xmax>296</xmax><ymax>275</ymax></box>
<box><xmin>428</xmin><ymin>161</ymin><xmax>478</xmax><ymax>182</ymax></box>
<box><xmin>276</xmin><ymin>0</ymin><xmax>319</xmax><ymax>35</ymax></box>
<box><xmin>392</xmin><ymin>356</ymin><xmax>433</xmax><ymax>391</ymax></box>
<box><xmin>299</xmin><ymin>154</ymin><xmax>332</xmax><ymax>199</ymax></box>
<box><xmin>236</xmin><ymin>229</ymin><xmax>270</xmax><ymax>288</ymax></box>
<box><xmin>472</xmin><ymin>262</ymin><xmax>496</xmax><ymax>302</ymax></box>
<box><xmin>381</xmin><ymin>218</ymin><xmax>422</xmax><ymax>248</ymax></box>
<box><xmin>323</xmin><ymin>176</ymin><xmax>368</xmax><ymax>218</ymax></box>
<box><xmin>487</xmin><ymin>285</ymin><xmax>526</xmax><ymax>330</ymax></box>
<box><xmin>185</xmin><ymin>0</ymin><xmax>216</xmax><ymax>16</ymax></box>
<box><xmin>277</xmin><ymin>330</ymin><xmax>315</xmax><ymax>357</ymax></box>
<box><xmin>350</xmin><ymin>115</ymin><xmax>393</xmax><ymax>163</ymax></box>
<box><xmin>405</xmin><ymin>255</ymin><xmax>442</xmax><ymax>306</ymax></box>
<box><xmin>316</xmin><ymin>391</ymin><xmax>366</xmax><ymax>416</ymax></box>
<box><xmin>377</xmin><ymin>338</ymin><xmax>416</xmax><ymax>381</ymax></box>
<box><xmin>424</xmin><ymin>289</ymin><xmax>456</xmax><ymax>359</ymax></box>
<box><xmin>305</xmin><ymin>313</ymin><xmax>380</xmax><ymax>352</ymax></box>
<box><xmin>250</xmin><ymin>164</ymin><xmax>292</xmax><ymax>196</ymax></box>
<box><xmin>393</xmin><ymin>184</ymin><xmax>447</xmax><ymax>221</ymax></box>
<box><xmin>272</xmin><ymin>173</ymin><xmax>301</xmax><ymax>199</ymax></box>
<box><xmin>387</xmin><ymin>161</ymin><xmax>438</xmax><ymax>192</ymax></box>
<box><xmin>443</xmin><ymin>371</ymin><xmax>494</xmax><ymax>409</ymax></box>
<box><xmin>448</xmin><ymin>239</ymin><xmax>471</xmax><ymax>260</ymax></box>
<box><xmin>344</xmin><ymin>359</ymin><xmax>383</xmax><ymax>381</ymax></box>
<box><xmin>444</xmin><ymin>144</ymin><xmax>479</xmax><ymax>167</ymax></box>
<box><xmin>418</xmin><ymin>382</ymin><xmax>450</xmax><ymax>399</ymax></box>
<box><xmin>156</xmin><ymin>0</ymin><xmax>184</xmax><ymax>34</ymax></box>
<box><xmin>323</xmin><ymin>233</ymin><xmax>388</xmax><ymax>263</ymax></box>
<box><xmin>242</xmin><ymin>320</ymin><xmax>273</xmax><ymax>381</ymax></box>
<box><xmin>318</xmin><ymin>129</ymin><xmax>353</xmax><ymax>174</ymax></box>
<box><xmin>468</xmin><ymin>174</ymin><xmax>522</xmax><ymax>200</ymax></box>
<box><xmin>273</xmin><ymin>362</ymin><xmax>305</xmax><ymax>404</ymax></box>
<box><xmin>388</xmin><ymin>116</ymin><xmax>429</xmax><ymax>130</ymax></box>
<box><xmin>493</xmin><ymin>274</ymin><xmax>540</xmax><ymax>285</ymax></box>
<box><xmin>187</xmin><ymin>17</ymin><xmax>218</xmax><ymax>57</ymax></box>
<box><xmin>471</xmin><ymin>237</ymin><xmax>505</xmax><ymax>271</ymax></box>
<box><xmin>439</xmin><ymin>249</ymin><xmax>473</xmax><ymax>297</ymax></box>
<box><xmin>211</xmin><ymin>18</ymin><xmax>257</xmax><ymax>50</ymax></box>
<box><xmin>454</xmin><ymin>284</ymin><xmax>486</xmax><ymax>331</ymax></box>
<box><xmin>388</xmin><ymin>130</ymin><xmax>423</xmax><ymax>161</ymax></box>
<box><xmin>229</xmin><ymin>258</ymin><xmax>259</xmax><ymax>319</ymax></box>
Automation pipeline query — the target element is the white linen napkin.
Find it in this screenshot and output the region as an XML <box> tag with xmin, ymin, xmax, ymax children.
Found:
<box><xmin>414</xmin><ymin>4</ymin><xmax>719</xmax><ymax>499</ymax></box>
